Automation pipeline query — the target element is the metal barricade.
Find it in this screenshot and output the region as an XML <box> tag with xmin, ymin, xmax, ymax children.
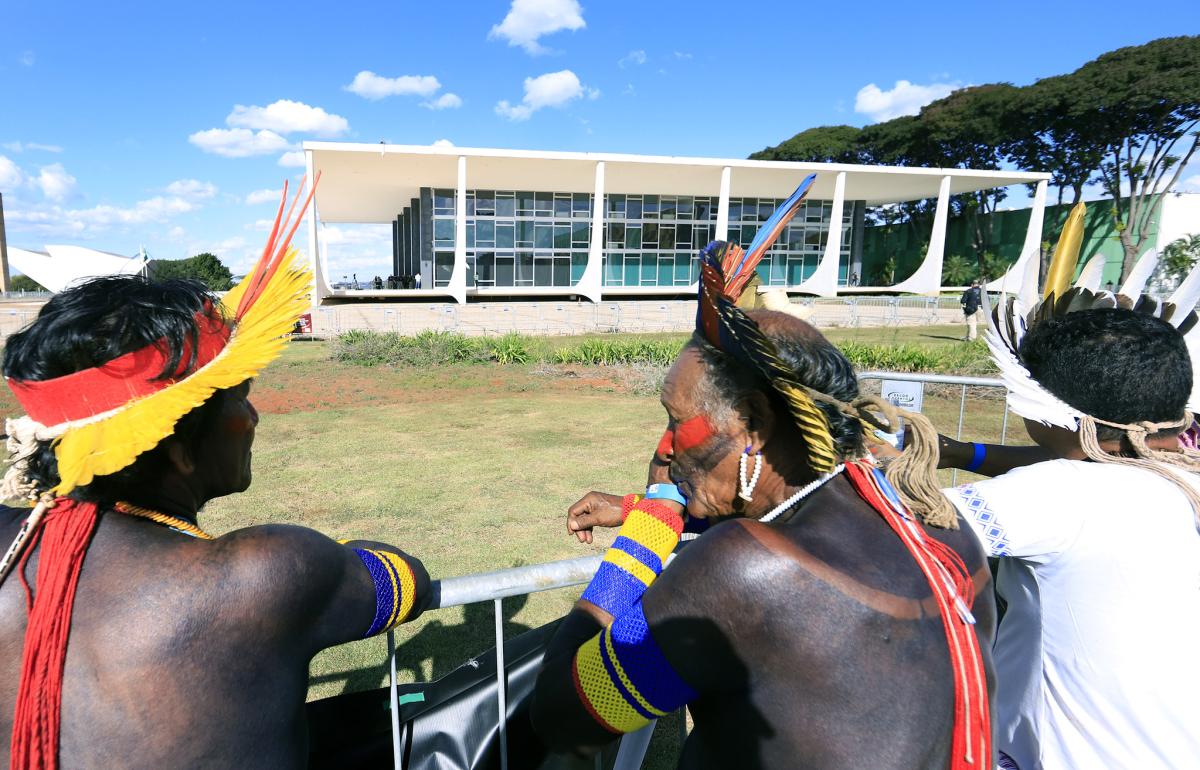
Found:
<box><xmin>380</xmin><ymin>556</ymin><xmax>654</xmax><ymax>770</ymax></box>
<box><xmin>857</xmin><ymin>370</ymin><xmax>1009</xmax><ymax>485</ymax></box>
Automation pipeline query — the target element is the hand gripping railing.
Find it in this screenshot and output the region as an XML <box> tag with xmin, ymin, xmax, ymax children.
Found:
<box><xmin>383</xmin><ymin>555</ymin><xmax>653</xmax><ymax>770</ymax></box>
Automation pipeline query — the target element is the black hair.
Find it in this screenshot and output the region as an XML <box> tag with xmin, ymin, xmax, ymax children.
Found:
<box><xmin>693</xmin><ymin>310</ymin><xmax>864</xmax><ymax>460</ymax></box>
<box><xmin>1020</xmin><ymin>308</ymin><xmax>1191</xmax><ymax>441</ymax></box>
<box><xmin>4</xmin><ymin>274</ymin><xmax>230</xmax><ymax>502</ymax></box>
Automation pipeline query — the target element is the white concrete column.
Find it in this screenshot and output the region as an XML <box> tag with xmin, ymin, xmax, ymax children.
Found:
<box><xmin>447</xmin><ymin>155</ymin><xmax>468</xmax><ymax>303</ymax></box>
<box><xmin>793</xmin><ymin>171</ymin><xmax>845</xmax><ymax>297</ymax></box>
<box><xmin>890</xmin><ymin>174</ymin><xmax>951</xmax><ymax>296</ymax></box>
<box><xmin>576</xmin><ymin>161</ymin><xmax>605</xmax><ymax>302</ymax></box>
<box><xmin>304</xmin><ymin>149</ymin><xmax>331</xmax><ymax>304</ymax></box>
<box><xmin>987</xmin><ymin>179</ymin><xmax>1047</xmax><ymax>301</ymax></box>
<box><xmin>715</xmin><ymin>166</ymin><xmax>731</xmax><ymax>242</ymax></box>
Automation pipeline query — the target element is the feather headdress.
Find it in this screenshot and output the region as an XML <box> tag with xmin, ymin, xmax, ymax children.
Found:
<box><xmin>985</xmin><ymin>201</ymin><xmax>1200</xmax><ymax>428</ymax></box>
<box><xmin>2</xmin><ymin>179</ymin><xmax>315</xmax><ymax>499</ymax></box>
<box><xmin>695</xmin><ymin>176</ymin><xmax>957</xmax><ymax>527</ymax></box>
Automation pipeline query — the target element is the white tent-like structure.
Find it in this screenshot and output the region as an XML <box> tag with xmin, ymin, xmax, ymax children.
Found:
<box><xmin>7</xmin><ymin>245</ymin><xmax>146</xmax><ymax>293</ymax></box>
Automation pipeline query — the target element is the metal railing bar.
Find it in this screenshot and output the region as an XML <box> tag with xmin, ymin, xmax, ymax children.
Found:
<box><xmin>432</xmin><ymin>555</ymin><xmax>601</xmax><ymax>609</ymax></box>
<box><xmin>494</xmin><ymin>598</ymin><xmax>509</xmax><ymax>770</ymax></box>
<box><xmin>388</xmin><ymin>629</ymin><xmax>403</xmax><ymax>770</ymax></box>
<box><xmin>857</xmin><ymin>371</ymin><xmax>1006</xmax><ymax>388</ymax></box>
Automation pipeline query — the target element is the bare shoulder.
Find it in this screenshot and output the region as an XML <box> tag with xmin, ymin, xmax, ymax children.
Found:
<box><xmin>206</xmin><ymin>523</ymin><xmax>354</xmax><ymax>627</ymax></box>
<box><xmin>649</xmin><ymin>518</ymin><xmax>794</xmax><ymax>616</ymax></box>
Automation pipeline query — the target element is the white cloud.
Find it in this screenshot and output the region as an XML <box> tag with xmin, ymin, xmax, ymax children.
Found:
<box><xmin>19</xmin><ymin>51</ymin><xmax>34</xmax><ymax>67</ymax></box>
<box><xmin>244</xmin><ymin>188</ymin><xmax>280</xmax><ymax>205</ymax></box>
<box><xmin>422</xmin><ymin>92</ymin><xmax>463</xmax><ymax>110</ymax></box>
<box><xmin>345</xmin><ymin>71</ymin><xmax>441</xmax><ymax>100</ymax></box>
<box><xmin>168</xmin><ymin>225</ymin><xmax>186</xmax><ymax>239</ymax></box>
<box><xmin>2</xmin><ymin>141</ymin><xmax>63</xmax><ymax>153</ymax></box>
<box><xmin>489</xmin><ymin>0</ymin><xmax>585</xmax><ymax>55</ymax></box>
<box><xmin>431</xmin><ymin>139</ymin><xmax>455</xmax><ymax>148</ymax></box>
<box><xmin>619</xmin><ymin>50</ymin><xmax>646</xmax><ymax>68</ymax></box>
<box><xmin>36</xmin><ymin>164</ymin><xmax>77</xmax><ymax>201</ymax></box>
<box><xmin>673</xmin><ymin>51</ymin><xmax>692</xmax><ymax>60</ymax></box>
<box><xmin>188</xmin><ymin>128</ymin><xmax>291</xmax><ymax>158</ymax></box>
<box><xmin>495</xmin><ymin>69</ymin><xmax>596</xmax><ymax>121</ymax></box>
<box><xmin>0</xmin><ymin>155</ymin><xmax>24</xmax><ymax>189</ymax></box>
<box><xmin>854</xmin><ymin>79</ymin><xmax>959</xmax><ymax>123</ymax></box>
<box><xmin>226</xmin><ymin>99</ymin><xmax>348</xmax><ymax>137</ymax></box>
<box><xmin>278</xmin><ymin>150</ymin><xmax>306</xmax><ymax>168</ymax></box>
<box><xmin>164</xmin><ymin>179</ymin><xmax>217</xmax><ymax>200</ymax></box>
<box><xmin>9</xmin><ymin>195</ymin><xmax>198</xmax><ymax>238</ymax></box>
<box><xmin>1180</xmin><ymin>174</ymin><xmax>1200</xmax><ymax>193</ymax></box>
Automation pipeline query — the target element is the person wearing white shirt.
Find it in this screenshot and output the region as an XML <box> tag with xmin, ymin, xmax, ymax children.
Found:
<box><xmin>939</xmin><ymin>309</ymin><xmax>1200</xmax><ymax>770</ymax></box>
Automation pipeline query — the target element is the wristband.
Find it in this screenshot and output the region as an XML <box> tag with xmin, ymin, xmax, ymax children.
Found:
<box><xmin>644</xmin><ymin>483</ymin><xmax>687</xmax><ymax>507</ymax></box>
<box><xmin>965</xmin><ymin>442</ymin><xmax>987</xmax><ymax>473</ymax></box>
<box><xmin>581</xmin><ymin>498</ymin><xmax>684</xmax><ymax>618</ymax></box>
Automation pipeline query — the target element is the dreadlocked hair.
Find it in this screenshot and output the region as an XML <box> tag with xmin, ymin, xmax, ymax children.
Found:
<box><xmin>2</xmin><ymin>274</ymin><xmax>234</xmax><ymax>505</ymax></box>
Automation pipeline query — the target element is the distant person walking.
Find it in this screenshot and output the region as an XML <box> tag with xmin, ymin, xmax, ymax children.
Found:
<box><xmin>414</xmin><ymin>272</ymin><xmax>422</xmax><ymax>289</ymax></box>
<box><xmin>961</xmin><ymin>279</ymin><xmax>982</xmax><ymax>341</ymax></box>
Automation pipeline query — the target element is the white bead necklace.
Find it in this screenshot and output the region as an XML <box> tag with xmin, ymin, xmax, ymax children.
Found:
<box><xmin>757</xmin><ymin>465</ymin><xmax>846</xmax><ymax>524</ymax></box>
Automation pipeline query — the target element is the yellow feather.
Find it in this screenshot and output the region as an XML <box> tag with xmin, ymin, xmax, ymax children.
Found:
<box><xmin>1044</xmin><ymin>202</ymin><xmax>1086</xmax><ymax>301</ymax></box>
<box><xmin>52</xmin><ymin>248</ymin><xmax>311</xmax><ymax>494</ymax></box>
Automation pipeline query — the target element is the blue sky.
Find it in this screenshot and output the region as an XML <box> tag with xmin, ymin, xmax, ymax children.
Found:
<box><xmin>2</xmin><ymin>0</ymin><xmax>1197</xmax><ymax>279</ymax></box>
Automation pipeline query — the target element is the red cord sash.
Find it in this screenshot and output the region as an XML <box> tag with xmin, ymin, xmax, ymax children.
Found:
<box><xmin>843</xmin><ymin>461</ymin><xmax>992</xmax><ymax>770</ymax></box>
<box><xmin>10</xmin><ymin>498</ymin><xmax>101</xmax><ymax>770</ymax></box>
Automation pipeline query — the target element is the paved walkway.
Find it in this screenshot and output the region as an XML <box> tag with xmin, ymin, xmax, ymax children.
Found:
<box><xmin>0</xmin><ymin>296</ymin><xmax>965</xmax><ymax>340</ymax></box>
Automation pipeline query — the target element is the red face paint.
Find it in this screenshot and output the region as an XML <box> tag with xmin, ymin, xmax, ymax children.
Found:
<box><xmin>655</xmin><ymin>429</ymin><xmax>674</xmax><ymax>458</ymax></box>
<box><xmin>674</xmin><ymin>415</ymin><xmax>716</xmax><ymax>452</ymax></box>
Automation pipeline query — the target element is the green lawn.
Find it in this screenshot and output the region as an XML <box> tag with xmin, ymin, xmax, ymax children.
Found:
<box><xmin>195</xmin><ymin>331</ymin><xmax>1019</xmax><ymax>704</ymax></box>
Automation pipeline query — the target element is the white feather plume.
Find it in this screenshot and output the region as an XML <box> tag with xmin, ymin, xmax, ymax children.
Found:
<box><xmin>1168</xmin><ymin>260</ymin><xmax>1200</xmax><ymax>326</ymax></box>
<box><xmin>982</xmin><ymin>289</ymin><xmax>1081</xmax><ymax>429</ymax></box>
<box><xmin>1119</xmin><ymin>248</ymin><xmax>1158</xmax><ymax>297</ymax></box>
<box><xmin>1073</xmin><ymin>254</ymin><xmax>1106</xmax><ymax>292</ymax></box>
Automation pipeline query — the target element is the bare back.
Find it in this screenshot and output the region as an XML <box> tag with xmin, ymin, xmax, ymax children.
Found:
<box><xmin>666</xmin><ymin>478</ymin><xmax>995</xmax><ymax>769</ymax></box>
<box><xmin>535</xmin><ymin>477</ymin><xmax>995</xmax><ymax>769</ymax></box>
<box><xmin>0</xmin><ymin>505</ymin><xmax>426</xmax><ymax>769</ymax></box>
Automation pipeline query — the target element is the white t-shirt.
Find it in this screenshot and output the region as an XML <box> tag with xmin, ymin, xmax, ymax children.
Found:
<box><xmin>943</xmin><ymin>460</ymin><xmax>1200</xmax><ymax>770</ymax></box>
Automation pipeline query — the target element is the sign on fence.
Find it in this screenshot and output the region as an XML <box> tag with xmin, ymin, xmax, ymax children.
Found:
<box><xmin>880</xmin><ymin>379</ymin><xmax>925</xmax><ymax>413</ymax></box>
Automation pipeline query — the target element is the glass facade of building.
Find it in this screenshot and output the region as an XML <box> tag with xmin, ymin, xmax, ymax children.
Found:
<box><xmin>393</xmin><ymin>187</ymin><xmax>859</xmax><ymax>290</ymax></box>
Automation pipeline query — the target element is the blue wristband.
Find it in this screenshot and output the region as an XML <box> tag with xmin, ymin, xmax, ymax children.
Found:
<box><xmin>644</xmin><ymin>483</ymin><xmax>687</xmax><ymax>507</ymax></box>
<box><xmin>965</xmin><ymin>442</ymin><xmax>987</xmax><ymax>473</ymax></box>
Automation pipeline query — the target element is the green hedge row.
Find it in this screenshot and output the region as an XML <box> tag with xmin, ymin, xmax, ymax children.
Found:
<box><xmin>331</xmin><ymin>330</ymin><xmax>993</xmax><ymax>374</ymax></box>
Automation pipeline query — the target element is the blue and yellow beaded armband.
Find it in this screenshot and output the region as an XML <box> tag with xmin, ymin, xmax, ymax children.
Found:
<box><xmin>353</xmin><ymin>548</ymin><xmax>418</xmax><ymax>637</ymax></box>
<box><xmin>580</xmin><ymin>497</ymin><xmax>683</xmax><ymax>619</ymax></box>
<box><xmin>572</xmin><ymin>601</ymin><xmax>697</xmax><ymax>734</ymax></box>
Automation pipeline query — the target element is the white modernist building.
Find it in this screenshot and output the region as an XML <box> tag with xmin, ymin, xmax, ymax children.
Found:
<box><xmin>304</xmin><ymin>142</ymin><xmax>1049</xmax><ymax>304</ymax></box>
<box><xmin>7</xmin><ymin>245</ymin><xmax>147</xmax><ymax>293</ymax></box>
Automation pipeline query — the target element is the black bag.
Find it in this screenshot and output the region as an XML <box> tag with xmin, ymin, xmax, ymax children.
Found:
<box><xmin>307</xmin><ymin>620</ymin><xmax>621</xmax><ymax>770</ymax></box>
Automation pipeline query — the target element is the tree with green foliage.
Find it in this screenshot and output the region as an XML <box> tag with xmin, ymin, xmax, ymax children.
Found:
<box><xmin>920</xmin><ymin>84</ymin><xmax>1018</xmax><ymax>263</ymax></box>
<box><xmin>9</xmin><ymin>274</ymin><xmax>46</xmax><ymax>292</ymax></box>
<box><xmin>749</xmin><ymin>125</ymin><xmax>863</xmax><ymax>163</ymax></box>
<box><xmin>941</xmin><ymin>255</ymin><xmax>974</xmax><ymax>286</ymax></box>
<box><xmin>1069</xmin><ymin>37</ymin><xmax>1200</xmax><ymax>281</ymax></box>
<box><xmin>150</xmin><ymin>252</ymin><xmax>234</xmax><ymax>291</ymax></box>
<box><xmin>1162</xmin><ymin>234</ymin><xmax>1200</xmax><ymax>281</ymax></box>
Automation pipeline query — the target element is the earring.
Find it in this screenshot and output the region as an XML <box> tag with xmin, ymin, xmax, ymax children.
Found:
<box><xmin>738</xmin><ymin>446</ymin><xmax>762</xmax><ymax>502</ymax></box>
